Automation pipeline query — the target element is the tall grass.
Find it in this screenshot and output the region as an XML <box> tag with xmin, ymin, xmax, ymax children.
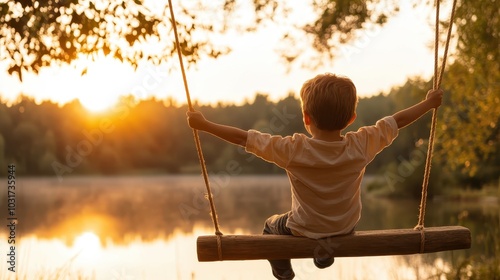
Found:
<box><xmin>1</xmin><ymin>252</ymin><xmax>96</xmax><ymax>280</ymax></box>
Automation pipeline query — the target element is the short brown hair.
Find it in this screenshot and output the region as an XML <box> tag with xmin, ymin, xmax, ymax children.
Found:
<box><xmin>300</xmin><ymin>73</ymin><xmax>357</xmax><ymax>130</ymax></box>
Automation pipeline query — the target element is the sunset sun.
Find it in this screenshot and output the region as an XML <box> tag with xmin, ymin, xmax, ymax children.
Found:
<box><xmin>73</xmin><ymin>231</ymin><xmax>102</xmax><ymax>256</ymax></box>
<box><xmin>72</xmin><ymin>54</ymin><xmax>126</xmax><ymax>113</ymax></box>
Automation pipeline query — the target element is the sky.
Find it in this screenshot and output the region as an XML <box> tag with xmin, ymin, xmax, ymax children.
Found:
<box><xmin>0</xmin><ymin>2</ymin><xmax>438</xmax><ymax>112</ymax></box>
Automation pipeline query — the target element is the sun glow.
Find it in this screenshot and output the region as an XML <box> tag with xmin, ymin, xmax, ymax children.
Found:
<box><xmin>79</xmin><ymin>93</ymin><xmax>119</xmax><ymax>113</ymax></box>
<box><xmin>72</xmin><ymin>54</ymin><xmax>127</xmax><ymax>113</ymax></box>
<box><xmin>73</xmin><ymin>231</ymin><xmax>102</xmax><ymax>257</ymax></box>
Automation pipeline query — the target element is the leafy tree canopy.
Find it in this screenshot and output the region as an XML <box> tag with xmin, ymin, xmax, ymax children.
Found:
<box><xmin>436</xmin><ymin>0</ymin><xmax>499</xmax><ymax>177</ymax></box>
<box><xmin>1</xmin><ymin>0</ymin><xmax>399</xmax><ymax>80</ymax></box>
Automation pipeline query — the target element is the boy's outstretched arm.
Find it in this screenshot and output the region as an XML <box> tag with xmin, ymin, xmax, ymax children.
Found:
<box><xmin>392</xmin><ymin>88</ymin><xmax>444</xmax><ymax>129</ymax></box>
<box><xmin>186</xmin><ymin>111</ymin><xmax>248</xmax><ymax>147</ymax></box>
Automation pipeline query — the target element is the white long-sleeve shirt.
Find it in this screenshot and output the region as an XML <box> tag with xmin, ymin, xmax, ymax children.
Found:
<box><xmin>245</xmin><ymin>116</ymin><xmax>399</xmax><ymax>239</ymax></box>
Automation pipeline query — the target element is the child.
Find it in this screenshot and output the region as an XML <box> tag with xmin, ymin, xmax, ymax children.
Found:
<box><xmin>187</xmin><ymin>73</ymin><xmax>443</xmax><ymax>279</ymax></box>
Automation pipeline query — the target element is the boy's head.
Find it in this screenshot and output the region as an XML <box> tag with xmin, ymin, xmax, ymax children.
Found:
<box><xmin>300</xmin><ymin>73</ymin><xmax>358</xmax><ymax>131</ymax></box>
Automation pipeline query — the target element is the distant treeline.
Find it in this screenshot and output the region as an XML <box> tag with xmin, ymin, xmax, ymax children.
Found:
<box><xmin>1</xmin><ymin>78</ymin><xmax>497</xmax><ymax>196</ymax></box>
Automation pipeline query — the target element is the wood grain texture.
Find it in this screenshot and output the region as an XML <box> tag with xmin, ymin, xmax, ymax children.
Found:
<box><xmin>197</xmin><ymin>226</ymin><xmax>471</xmax><ymax>261</ymax></box>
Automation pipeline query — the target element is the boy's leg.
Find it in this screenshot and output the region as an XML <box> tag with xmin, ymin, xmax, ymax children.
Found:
<box><xmin>263</xmin><ymin>212</ymin><xmax>295</xmax><ymax>280</ymax></box>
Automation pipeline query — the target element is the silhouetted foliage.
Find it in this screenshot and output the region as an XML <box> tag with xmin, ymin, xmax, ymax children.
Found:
<box><xmin>1</xmin><ymin>0</ymin><xmax>402</xmax><ymax>79</ymax></box>
<box><xmin>0</xmin><ymin>0</ymin><xmax>290</xmax><ymax>80</ymax></box>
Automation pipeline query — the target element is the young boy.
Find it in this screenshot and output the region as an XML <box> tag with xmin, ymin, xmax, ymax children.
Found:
<box><xmin>187</xmin><ymin>73</ymin><xmax>443</xmax><ymax>280</ymax></box>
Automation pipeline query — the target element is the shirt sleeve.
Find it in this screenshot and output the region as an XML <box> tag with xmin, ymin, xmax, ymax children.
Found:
<box><xmin>352</xmin><ymin>116</ymin><xmax>399</xmax><ymax>163</ymax></box>
<box><xmin>245</xmin><ymin>130</ymin><xmax>297</xmax><ymax>168</ymax></box>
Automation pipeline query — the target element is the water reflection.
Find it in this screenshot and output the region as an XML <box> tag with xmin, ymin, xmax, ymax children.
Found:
<box><xmin>0</xmin><ymin>175</ymin><xmax>497</xmax><ymax>279</ymax></box>
<box><xmin>2</xmin><ymin>175</ymin><xmax>293</xmax><ymax>244</ymax></box>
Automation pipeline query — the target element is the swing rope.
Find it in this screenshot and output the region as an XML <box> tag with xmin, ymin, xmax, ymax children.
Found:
<box><xmin>167</xmin><ymin>0</ymin><xmax>224</xmax><ymax>258</ymax></box>
<box><xmin>415</xmin><ymin>0</ymin><xmax>458</xmax><ymax>253</ymax></box>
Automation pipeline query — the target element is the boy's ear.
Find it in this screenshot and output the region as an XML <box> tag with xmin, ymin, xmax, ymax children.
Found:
<box><xmin>348</xmin><ymin>113</ymin><xmax>357</xmax><ymax>125</ymax></box>
<box><xmin>303</xmin><ymin>111</ymin><xmax>311</xmax><ymax>125</ymax></box>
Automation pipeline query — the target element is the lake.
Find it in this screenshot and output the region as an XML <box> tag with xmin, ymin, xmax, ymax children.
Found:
<box><xmin>0</xmin><ymin>175</ymin><xmax>497</xmax><ymax>279</ymax></box>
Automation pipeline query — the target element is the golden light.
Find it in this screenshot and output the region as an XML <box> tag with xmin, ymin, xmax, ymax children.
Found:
<box><xmin>79</xmin><ymin>93</ymin><xmax>119</xmax><ymax>113</ymax></box>
<box><xmin>73</xmin><ymin>231</ymin><xmax>102</xmax><ymax>256</ymax></box>
<box><xmin>70</xmin><ymin>53</ymin><xmax>127</xmax><ymax>113</ymax></box>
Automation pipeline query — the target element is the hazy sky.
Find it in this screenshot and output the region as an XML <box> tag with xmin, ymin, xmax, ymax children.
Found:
<box><xmin>0</xmin><ymin>2</ymin><xmax>439</xmax><ymax>112</ymax></box>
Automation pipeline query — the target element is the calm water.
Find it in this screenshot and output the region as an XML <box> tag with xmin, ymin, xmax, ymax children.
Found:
<box><xmin>0</xmin><ymin>175</ymin><xmax>497</xmax><ymax>279</ymax></box>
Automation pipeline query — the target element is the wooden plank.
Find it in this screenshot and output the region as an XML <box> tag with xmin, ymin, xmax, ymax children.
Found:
<box><xmin>197</xmin><ymin>226</ymin><xmax>471</xmax><ymax>261</ymax></box>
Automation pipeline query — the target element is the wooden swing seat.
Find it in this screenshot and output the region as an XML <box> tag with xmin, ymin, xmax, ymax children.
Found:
<box><xmin>197</xmin><ymin>226</ymin><xmax>470</xmax><ymax>261</ymax></box>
